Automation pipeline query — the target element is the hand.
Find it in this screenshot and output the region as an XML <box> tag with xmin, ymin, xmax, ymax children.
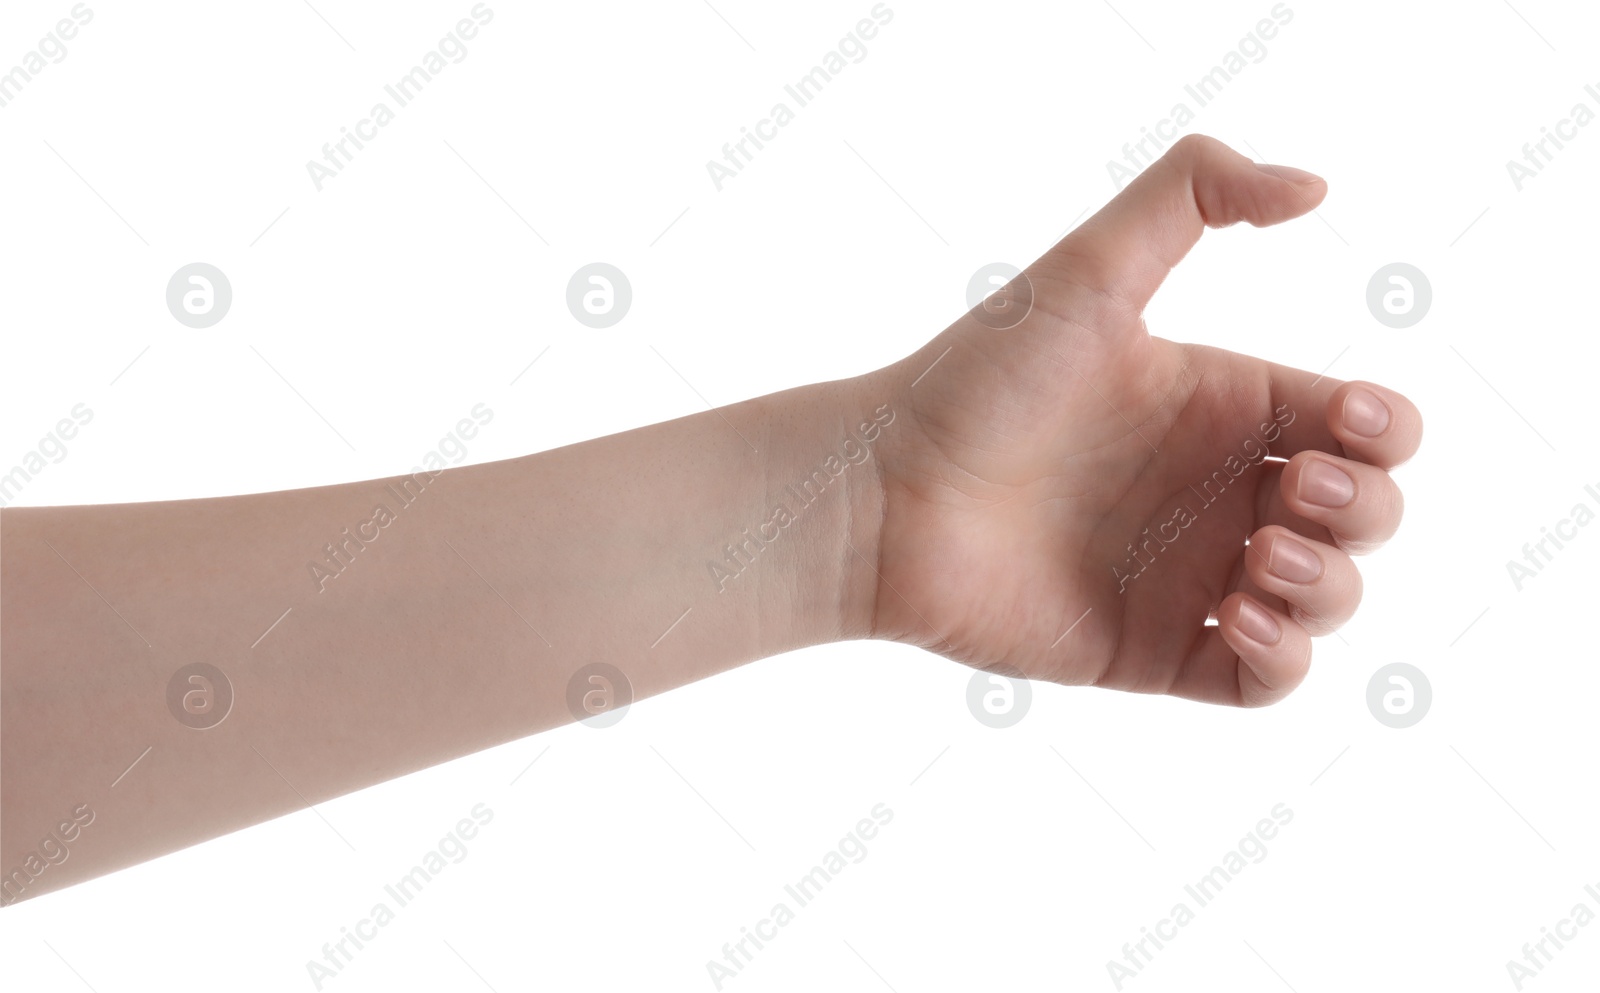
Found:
<box><xmin>861</xmin><ymin>135</ymin><xmax>1422</xmax><ymax>706</ymax></box>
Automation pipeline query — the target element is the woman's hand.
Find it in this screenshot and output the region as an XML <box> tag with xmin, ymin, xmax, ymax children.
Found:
<box><xmin>860</xmin><ymin>135</ymin><xmax>1422</xmax><ymax>706</ymax></box>
<box><xmin>0</xmin><ymin>134</ymin><xmax>1421</xmax><ymax>903</ymax></box>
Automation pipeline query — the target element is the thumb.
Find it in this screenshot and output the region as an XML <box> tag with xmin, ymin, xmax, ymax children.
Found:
<box><xmin>1041</xmin><ymin>134</ymin><xmax>1326</xmax><ymax>319</ymax></box>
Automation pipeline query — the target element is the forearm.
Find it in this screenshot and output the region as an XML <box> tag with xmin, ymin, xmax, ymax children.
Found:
<box><xmin>1</xmin><ymin>374</ymin><xmax>889</xmax><ymax>903</ymax></box>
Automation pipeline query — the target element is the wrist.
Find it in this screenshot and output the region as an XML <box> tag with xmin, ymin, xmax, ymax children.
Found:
<box><xmin>745</xmin><ymin>374</ymin><xmax>892</xmax><ymax>655</ymax></box>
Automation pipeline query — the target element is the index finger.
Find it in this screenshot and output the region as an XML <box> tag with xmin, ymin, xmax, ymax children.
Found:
<box><xmin>1262</xmin><ymin>361</ymin><xmax>1423</xmax><ymax>470</ymax></box>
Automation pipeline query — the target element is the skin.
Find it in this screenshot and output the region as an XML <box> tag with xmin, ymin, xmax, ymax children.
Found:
<box><xmin>0</xmin><ymin>135</ymin><xmax>1419</xmax><ymax>905</ymax></box>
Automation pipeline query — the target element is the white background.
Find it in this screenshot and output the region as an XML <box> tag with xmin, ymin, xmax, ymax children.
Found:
<box><xmin>3</xmin><ymin>0</ymin><xmax>1599</xmax><ymax>990</ymax></box>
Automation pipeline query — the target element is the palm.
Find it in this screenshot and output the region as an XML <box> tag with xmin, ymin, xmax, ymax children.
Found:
<box><xmin>874</xmin><ymin>299</ymin><xmax>1301</xmax><ymax>700</ymax></box>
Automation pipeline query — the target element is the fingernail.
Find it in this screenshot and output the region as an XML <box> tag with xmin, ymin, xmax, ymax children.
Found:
<box><xmin>1298</xmin><ymin>460</ymin><xmax>1355</xmax><ymax>508</ymax></box>
<box><xmin>1235</xmin><ymin>599</ymin><xmax>1281</xmax><ymax>645</ymax></box>
<box><xmin>1254</xmin><ymin>162</ymin><xmax>1323</xmax><ymax>185</ymax></box>
<box><xmin>1266</xmin><ymin>534</ymin><xmax>1322</xmax><ymax>584</ymax></box>
<box><xmin>1343</xmin><ymin>388</ymin><xmax>1390</xmax><ymax>437</ymax></box>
